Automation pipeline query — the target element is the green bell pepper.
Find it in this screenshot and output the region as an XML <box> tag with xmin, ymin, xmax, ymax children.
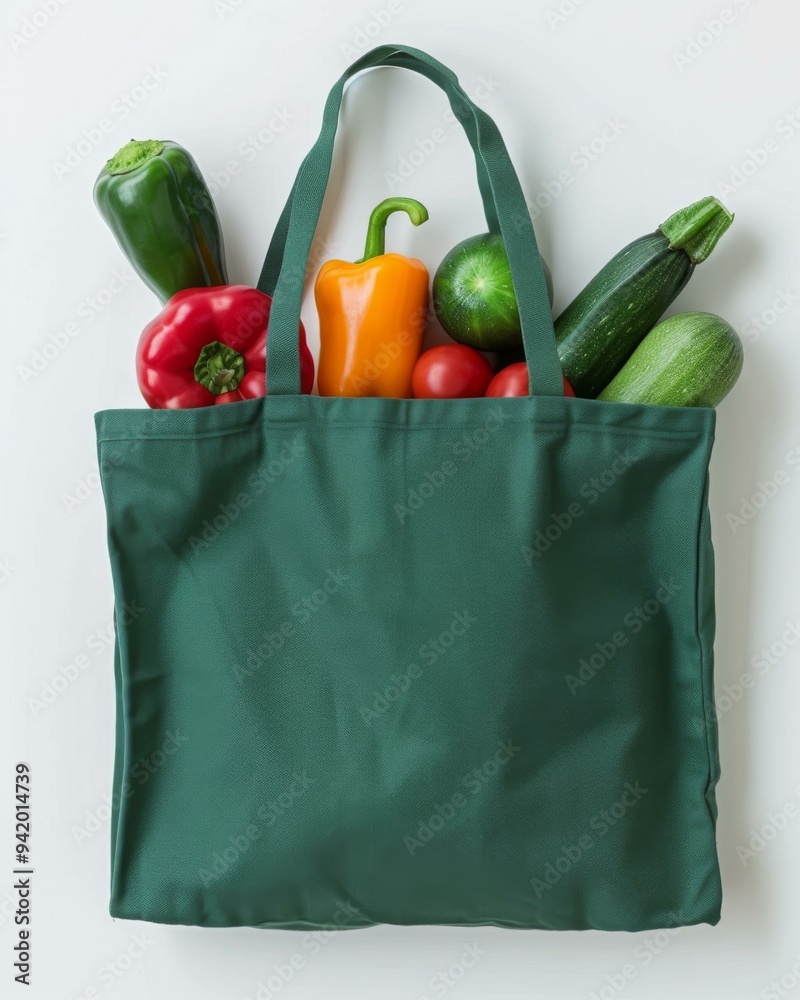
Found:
<box><xmin>94</xmin><ymin>139</ymin><xmax>228</xmax><ymax>304</ymax></box>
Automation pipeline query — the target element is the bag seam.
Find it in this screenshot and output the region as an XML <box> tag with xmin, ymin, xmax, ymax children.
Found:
<box><xmin>95</xmin><ymin>430</ymin><xmax>135</xmax><ymax>910</ymax></box>
<box><xmin>694</xmin><ymin>467</ymin><xmax>720</xmax><ymax>826</ymax></box>
<box><xmin>97</xmin><ymin>422</ymin><xmax>710</xmax><ymax>445</ymax></box>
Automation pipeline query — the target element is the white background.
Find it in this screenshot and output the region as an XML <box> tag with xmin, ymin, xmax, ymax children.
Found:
<box><xmin>3</xmin><ymin>0</ymin><xmax>800</xmax><ymax>997</ymax></box>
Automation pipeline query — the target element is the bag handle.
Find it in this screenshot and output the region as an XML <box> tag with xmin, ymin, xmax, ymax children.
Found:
<box><xmin>261</xmin><ymin>44</ymin><xmax>564</xmax><ymax>397</ymax></box>
<box><xmin>258</xmin><ymin>53</ymin><xmax>499</xmax><ymax>294</ymax></box>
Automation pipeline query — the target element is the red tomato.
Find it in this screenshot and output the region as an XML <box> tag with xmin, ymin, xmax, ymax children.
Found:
<box><xmin>412</xmin><ymin>344</ymin><xmax>495</xmax><ymax>399</ymax></box>
<box><xmin>485</xmin><ymin>362</ymin><xmax>575</xmax><ymax>398</ymax></box>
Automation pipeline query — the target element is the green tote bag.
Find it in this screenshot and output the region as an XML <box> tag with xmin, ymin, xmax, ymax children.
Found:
<box><xmin>95</xmin><ymin>45</ymin><xmax>722</xmax><ymax>931</ymax></box>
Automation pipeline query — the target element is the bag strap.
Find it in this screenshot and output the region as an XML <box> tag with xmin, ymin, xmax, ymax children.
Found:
<box><xmin>258</xmin><ymin>53</ymin><xmax>499</xmax><ymax>295</ymax></box>
<box><xmin>261</xmin><ymin>44</ymin><xmax>563</xmax><ymax>397</ymax></box>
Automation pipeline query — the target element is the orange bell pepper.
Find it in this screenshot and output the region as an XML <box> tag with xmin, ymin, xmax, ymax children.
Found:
<box><xmin>315</xmin><ymin>197</ymin><xmax>429</xmax><ymax>397</ymax></box>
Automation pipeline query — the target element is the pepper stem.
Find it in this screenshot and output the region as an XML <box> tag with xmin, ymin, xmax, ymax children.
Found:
<box><xmin>358</xmin><ymin>197</ymin><xmax>429</xmax><ymax>262</ymax></box>
<box><xmin>105</xmin><ymin>139</ymin><xmax>166</xmax><ymax>175</ymax></box>
<box><xmin>659</xmin><ymin>195</ymin><xmax>734</xmax><ymax>264</ymax></box>
<box><xmin>194</xmin><ymin>341</ymin><xmax>246</xmax><ymax>395</ymax></box>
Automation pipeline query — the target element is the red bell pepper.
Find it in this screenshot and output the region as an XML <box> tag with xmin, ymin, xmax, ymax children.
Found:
<box><xmin>136</xmin><ymin>285</ymin><xmax>314</xmax><ymax>408</ymax></box>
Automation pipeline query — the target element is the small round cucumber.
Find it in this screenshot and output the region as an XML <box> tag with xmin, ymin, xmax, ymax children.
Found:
<box><xmin>597</xmin><ymin>311</ymin><xmax>743</xmax><ymax>408</ymax></box>
<box><xmin>432</xmin><ymin>233</ymin><xmax>553</xmax><ymax>352</ymax></box>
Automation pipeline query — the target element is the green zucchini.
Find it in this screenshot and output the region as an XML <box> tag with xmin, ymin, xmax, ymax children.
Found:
<box><xmin>597</xmin><ymin>312</ymin><xmax>743</xmax><ymax>408</ymax></box>
<box><xmin>555</xmin><ymin>196</ymin><xmax>733</xmax><ymax>398</ymax></box>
